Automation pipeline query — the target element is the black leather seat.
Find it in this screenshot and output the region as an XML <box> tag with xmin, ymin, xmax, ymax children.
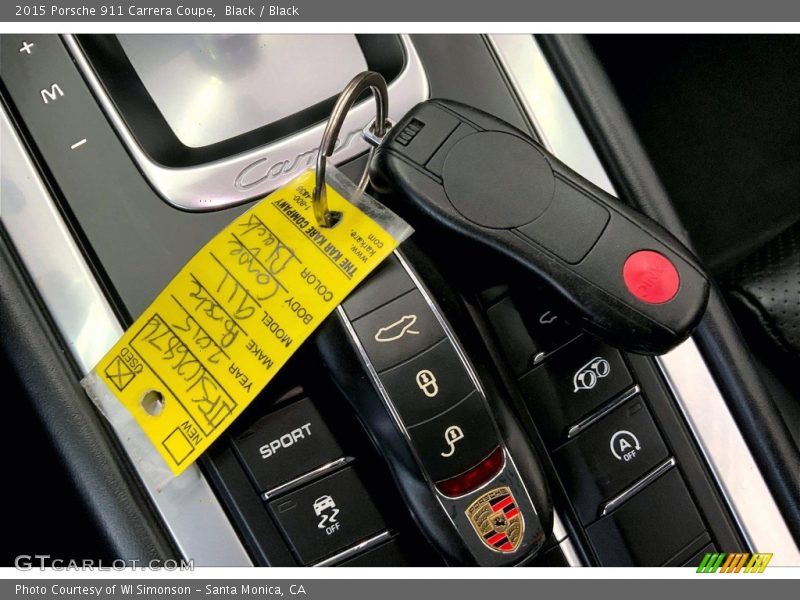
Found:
<box><xmin>724</xmin><ymin>220</ymin><xmax>800</xmax><ymax>444</ymax></box>
<box><xmin>726</xmin><ymin>220</ymin><xmax>800</xmax><ymax>358</ymax></box>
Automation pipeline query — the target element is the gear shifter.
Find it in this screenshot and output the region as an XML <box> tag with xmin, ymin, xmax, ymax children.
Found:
<box><xmin>368</xmin><ymin>100</ymin><xmax>710</xmax><ymax>355</ymax></box>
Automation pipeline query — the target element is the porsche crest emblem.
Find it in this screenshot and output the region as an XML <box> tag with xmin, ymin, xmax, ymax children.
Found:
<box><xmin>465</xmin><ymin>486</ymin><xmax>524</xmax><ymax>553</ymax></box>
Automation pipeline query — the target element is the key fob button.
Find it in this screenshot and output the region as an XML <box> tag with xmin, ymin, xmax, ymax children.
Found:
<box><xmin>379</xmin><ymin>339</ymin><xmax>475</xmax><ymax>426</ymax></box>
<box><xmin>516</xmin><ymin>179</ymin><xmax>610</xmax><ymax>264</ymax></box>
<box><xmin>408</xmin><ymin>391</ymin><xmax>499</xmax><ymax>482</ymax></box>
<box><xmin>342</xmin><ymin>255</ymin><xmax>416</xmax><ymax>320</ymax></box>
<box><xmin>443</xmin><ymin>131</ymin><xmax>554</xmax><ymax>229</ymax></box>
<box><xmin>351</xmin><ymin>290</ymin><xmax>446</xmax><ymax>371</ymax></box>
<box><xmin>623</xmin><ymin>250</ymin><xmax>680</xmax><ymax>304</ymax></box>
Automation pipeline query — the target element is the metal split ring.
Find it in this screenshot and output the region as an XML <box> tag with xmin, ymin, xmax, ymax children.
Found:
<box><xmin>313</xmin><ymin>71</ymin><xmax>390</xmax><ymax>228</ymax></box>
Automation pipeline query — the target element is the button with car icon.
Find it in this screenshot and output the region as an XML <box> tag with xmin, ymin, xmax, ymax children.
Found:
<box><xmin>268</xmin><ymin>468</ymin><xmax>386</xmax><ymax>565</ymax></box>
<box><xmin>374</xmin><ymin>314</ymin><xmax>420</xmax><ymax>342</ymax></box>
<box><xmin>352</xmin><ymin>290</ymin><xmax>446</xmax><ymax>371</ymax></box>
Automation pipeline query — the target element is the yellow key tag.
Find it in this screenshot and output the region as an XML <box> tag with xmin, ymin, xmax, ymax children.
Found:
<box><xmin>82</xmin><ymin>167</ymin><xmax>411</xmax><ymax>479</ymax></box>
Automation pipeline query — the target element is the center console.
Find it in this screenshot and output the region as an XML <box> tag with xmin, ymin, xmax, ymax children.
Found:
<box><xmin>0</xmin><ymin>33</ymin><xmax>788</xmax><ymax>566</ymax></box>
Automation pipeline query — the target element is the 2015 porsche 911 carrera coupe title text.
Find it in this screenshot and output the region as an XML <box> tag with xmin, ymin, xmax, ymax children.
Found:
<box><xmin>34</xmin><ymin>5</ymin><xmax>217</xmax><ymax>17</ymax></box>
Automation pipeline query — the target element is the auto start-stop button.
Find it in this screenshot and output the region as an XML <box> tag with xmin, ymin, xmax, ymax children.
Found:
<box><xmin>552</xmin><ymin>396</ymin><xmax>669</xmax><ymax>525</ymax></box>
<box><xmin>622</xmin><ymin>250</ymin><xmax>680</xmax><ymax>304</ymax></box>
<box><xmin>233</xmin><ymin>398</ymin><xmax>343</xmax><ymax>492</ymax></box>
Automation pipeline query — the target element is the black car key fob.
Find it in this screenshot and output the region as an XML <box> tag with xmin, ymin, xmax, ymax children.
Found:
<box><xmin>318</xmin><ymin>252</ymin><xmax>552</xmax><ymax>566</ymax></box>
<box><xmin>368</xmin><ymin>100</ymin><xmax>710</xmax><ymax>355</ymax></box>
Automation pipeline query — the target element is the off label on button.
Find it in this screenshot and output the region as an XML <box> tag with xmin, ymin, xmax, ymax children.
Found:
<box><xmin>610</xmin><ymin>430</ymin><xmax>642</xmax><ymax>462</ymax></box>
<box><xmin>314</xmin><ymin>494</ymin><xmax>342</xmax><ymax>536</ymax></box>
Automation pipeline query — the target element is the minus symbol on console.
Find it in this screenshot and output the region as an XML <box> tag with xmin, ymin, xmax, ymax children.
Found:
<box><xmin>70</xmin><ymin>138</ymin><xmax>87</xmax><ymax>150</ymax></box>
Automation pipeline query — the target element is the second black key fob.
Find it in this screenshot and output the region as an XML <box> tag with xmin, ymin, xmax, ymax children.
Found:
<box><xmin>368</xmin><ymin>100</ymin><xmax>710</xmax><ymax>355</ymax></box>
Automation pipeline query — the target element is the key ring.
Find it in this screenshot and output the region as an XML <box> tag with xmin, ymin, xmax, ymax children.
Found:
<box><xmin>313</xmin><ymin>71</ymin><xmax>390</xmax><ymax>228</ymax></box>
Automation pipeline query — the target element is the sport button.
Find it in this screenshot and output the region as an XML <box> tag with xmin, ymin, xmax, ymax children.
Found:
<box><xmin>233</xmin><ymin>398</ymin><xmax>343</xmax><ymax>492</ymax></box>
<box><xmin>622</xmin><ymin>250</ymin><xmax>680</xmax><ymax>304</ymax></box>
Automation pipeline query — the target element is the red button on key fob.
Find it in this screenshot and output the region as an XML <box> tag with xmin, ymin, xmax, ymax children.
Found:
<box><xmin>623</xmin><ymin>250</ymin><xmax>680</xmax><ymax>304</ymax></box>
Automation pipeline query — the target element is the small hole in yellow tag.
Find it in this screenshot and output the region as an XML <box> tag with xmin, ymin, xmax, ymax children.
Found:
<box><xmin>141</xmin><ymin>390</ymin><xmax>165</xmax><ymax>417</ymax></box>
<box><xmin>326</xmin><ymin>210</ymin><xmax>343</xmax><ymax>228</ymax></box>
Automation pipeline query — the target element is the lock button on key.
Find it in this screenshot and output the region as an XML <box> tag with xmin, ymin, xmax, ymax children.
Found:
<box><xmin>378</xmin><ymin>338</ymin><xmax>475</xmax><ymax>426</ymax></box>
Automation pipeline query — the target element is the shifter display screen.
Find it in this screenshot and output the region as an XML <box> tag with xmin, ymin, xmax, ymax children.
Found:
<box><xmin>117</xmin><ymin>34</ymin><xmax>368</xmax><ymax>148</ymax></box>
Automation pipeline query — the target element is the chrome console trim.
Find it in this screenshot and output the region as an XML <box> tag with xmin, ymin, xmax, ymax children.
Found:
<box><xmin>658</xmin><ymin>341</ymin><xmax>799</xmax><ymax>562</ymax></box>
<box><xmin>312</xmin><ymin>531</ymin><xmax>393</xmax><ymax>567</ymax></box>
<box><xmin>486</xmin><ymin>33</ymin><xmax>799</xmax><ymax>563</ymax></box>
<box><xmin>63</xmin><ymin>34</ymin><xmax>429</xmax><ymax>212</ymax></box>
<box><xmin>567</xmin><ymin>385</ymin><xmax>640</xmax><ymax>439</ymax></box>
<box><xmin>600</xmin><ymin>457</ymin><xmax>676</xmax><ymax>517</ymax></box>
<box><xmin>551</xmin><ymin>513</ymin><xmax>581</xmax><ymax>566</ymax></box>
<box><xmin>262</xmin><ymin>457</ymin><xmax>352</xmax><ymax>500</ymax></box>
<box><xmin>0</xmin><ymin>106</ymin><xmax>253</xmax><ymax>566</ymax></box>
<box><xmin>558</xmin><ymin>536</ymin><xmax>583</xmax><ymax>567</ymax></box>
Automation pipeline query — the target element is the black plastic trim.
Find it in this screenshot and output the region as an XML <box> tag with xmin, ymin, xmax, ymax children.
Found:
<box><xmin>0</xmin><ymin>227</ymin><xmax>177</xmax><ymax>561</ymax></box>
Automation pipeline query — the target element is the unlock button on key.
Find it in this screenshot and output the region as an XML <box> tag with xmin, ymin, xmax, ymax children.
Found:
<box><xmin>408</xmin><ymin>391</ymin><xmax>499</xmax><ymax>482</ymax></box>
